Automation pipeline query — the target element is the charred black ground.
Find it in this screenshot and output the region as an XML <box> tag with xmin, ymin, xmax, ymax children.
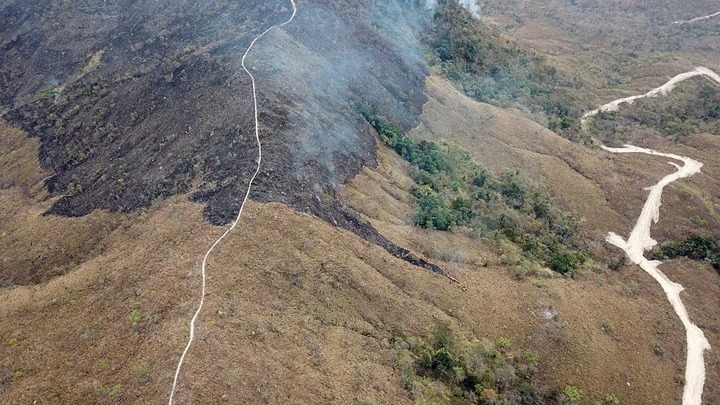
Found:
<box><xmin>0</xmin><ymin>0</ymin><xmax>445</xmax><ymax>283</ymax></box>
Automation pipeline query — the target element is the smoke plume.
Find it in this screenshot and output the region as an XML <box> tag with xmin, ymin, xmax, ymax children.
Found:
<box><xmin>425</xmin><ymin>0</ymin><xmax>481</xmax><ymax>17</ymax></box>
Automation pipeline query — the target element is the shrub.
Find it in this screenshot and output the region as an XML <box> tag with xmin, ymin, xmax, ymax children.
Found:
<box><xmin>363</xmin><ymin>110</ymin><xmax>588</xmax><ymax>274</ymax></box>
<box><xmin>128</xmin><ymin>309</ymin><xmax>142</xmax><ymax>326</ymax></box>
<box><xmin>109</xmin><ymin>384</ymin><xmax>123</xmax><ymax>397</ymax></box>
<box><xmin>522</xmin><ymin>350</ymin><xmax>539</xmax><ymax>367</ymax></box>
<box><xmin>649</xmin><ymin>235</ymin><xmax>720</xmax><ymax>272</ymax></box>
<box><xmin>395</xmin><ymin>321</ymin><xmax>557</xmax><ymax>404</ymax></box>
<box><xmin>496</xmin><ymin>337</ymin><xmax>512</xmax><ymax>349</ymax></box>
<box><xmin>132</xmin><ymin>364</ymin><xmax>150</xmax><ymax>384</ymax></box>
<box><xmin>563</xmin><ymin>385</ymin><xmax>583</xmax><ymax>402</ymax></box>
<box><xmin>604</xmin><ymin>393</ymin><xmax>620</xmax><ymax>404</ymax></box>
<box><xmin>602</xmin><ymin>321</ymin><xmax>616</xmax><ymax>336</ymax></box>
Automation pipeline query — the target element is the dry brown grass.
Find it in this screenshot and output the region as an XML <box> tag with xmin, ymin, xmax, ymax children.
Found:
<box><xmin>0</xmin><ymin>122</ymin><xmax>121</xmax><ymax>286</ymax></box>
<box><xmin>342</xmin><ymin>75</ymin><xmax>720</xmax><ymax>404</ymax></box>
<box><xmin>0</xmin><ymin>193</ymin><xmax>220</xmax><ymax>404</ymax></box>
<box><xmin>413</xmin><ymin>75</ymin><xmax>630</xmax><ymax>239</ymax></box>
<box><xmin>512</xmin><ymin>18</ymin><xmax>578</xmax><ymax>54</ymax></box>
<box><xmin>340</xmin><ymin>139</ymin><xmax>691</xmax><ymax>404</ymax></box>
<box><xmin>1</xmin><ymin>69</ymin><xmax>720</xmax><ymax>405</ymax></box>
<box><xmin>0</xmin><ymin>120</ymin><xmax>47</xmax><ymax>192</ymax></box>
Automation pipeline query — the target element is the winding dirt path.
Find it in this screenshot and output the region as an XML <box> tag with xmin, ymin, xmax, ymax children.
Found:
<box><xmin>585</xmin><ymin>67</ymin><xmax>720</xmax><ymax>405</ymax></box>
<box><xmin>673</xmin><ymin>11</ymin><xmax>720</xmax><ymax>25</ymax></box>
<box><xmin>168</xmin><ymin>2</ymin><xmax>297</xmax><ymax>404</ymax></box>
<box><xmin>602</xmin><ymin>145</ymin><xmax>709</xmax><ymax>405</ymax></box>
<box><xmin>581</xmin><ymin>66</ymin><xmax>720</xmax><ymax>129</ymax></box>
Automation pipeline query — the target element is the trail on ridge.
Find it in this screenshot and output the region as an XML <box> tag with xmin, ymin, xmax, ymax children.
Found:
<box><xmin>581</xmin><ymin>66</ymin><xmax>720</xmax><ymax>129</ymax></box>
<box><xmin>167</xmin><ymin>1</ymin><xmax>297</xmax><ymax>404</ymax></box>
<box><xmin>585</xmin><ymin>66</ymin><xmax>720</xmax><ymax>405</ymax></box>
<box><xmin>673</xmin><ymin>11</ymin><xmax>720</xmax><ymax>25</ymax></box>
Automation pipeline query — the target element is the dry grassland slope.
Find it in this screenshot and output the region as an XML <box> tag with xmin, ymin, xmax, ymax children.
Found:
<box><xmin>2</xmin><ymin>69</ymin><xmax>720</xmax><ymax>404</ymax></box>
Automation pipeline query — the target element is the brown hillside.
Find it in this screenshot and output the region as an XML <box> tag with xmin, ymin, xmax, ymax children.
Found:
<box><xmin>342</xmin><ymin>74</ymin><xmax>720</xmax><ymax>404</ymax></box>
<box><xmin>2</xmin><ymin>68</ymin><xmax>720</xmax><ymax>404</ymax></box>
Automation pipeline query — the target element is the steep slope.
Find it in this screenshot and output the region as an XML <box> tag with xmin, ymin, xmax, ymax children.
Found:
<box><xmin>3</xmin><ymin>1</ymin><xmax>720</xmax><ymax>404</ymax></box>
<box><xmin>0</xmin><ymin>120</ymin><xmax>120</xmax><ymax>286</ymax></box>
<box><xmin>2</xmin><ymin>113</ymin><xmax>716</xmax><ymax>404</ymax></box>
<box><xmin>411</xmin><ymin>75</ymin><xmax>720</xmax><ymax>248</ymax></box>
<box><xmin>343</xmin><ymin>73</ymin><xmax>720</xmax><ymax>404</ymax></box>
<box><xmin>0</xmin><ymin>0</ymin><xmax>426</xmax><ymax>224</ymax></box>
<box><xmin>0</xmin><ymin>0</ymin><xmax>444</xmax><ymax>285</ymax></box>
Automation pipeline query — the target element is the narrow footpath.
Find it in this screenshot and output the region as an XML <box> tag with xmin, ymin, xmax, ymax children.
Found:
<box><xmin>168</xmin><ymin>2</ymin><xmax>297</xmax><ymax>403</ymax></box>
<box><xmin>673</xmin><ymin>11</ymin><xmax>720</xmax><ymax>25</ymax></box>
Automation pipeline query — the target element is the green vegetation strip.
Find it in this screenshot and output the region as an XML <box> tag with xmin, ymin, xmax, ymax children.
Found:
<box><xmin>422</xmin><ymin>1</ymin><xmax>581</xmax><ymax>138</ymax></box>
<box><xmin>362</xmin><ymin>110</ymin><xmax>587</xmax><ymax>274</ymax></box>
<box><xmin>649</xmin><ymin>235</ymin><xmax>720</xmax><ymax>272</ymax></box>
<box><xmin>395</xmin><ymin>322</ymin><xmax>595</xmax><ymax>404</ymax></box>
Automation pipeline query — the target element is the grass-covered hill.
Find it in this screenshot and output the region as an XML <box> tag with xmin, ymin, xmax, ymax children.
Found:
<box><xmin>2</xmin><ymin>1</ymin><xmax>720</xmax><ymax>404</ymax></box>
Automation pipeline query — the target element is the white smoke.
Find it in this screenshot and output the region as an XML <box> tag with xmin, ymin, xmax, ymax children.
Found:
<box><xmin>425</xmin><ymin>0</ymin><xmax>481</xmax><ymax>18</ymax></box>
<box><xmin>459</xmin><ymin>0</ymin><xmax>481</xmax><ymax>17</ymax></box>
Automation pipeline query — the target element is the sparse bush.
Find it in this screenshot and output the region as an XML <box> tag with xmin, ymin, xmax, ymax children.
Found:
<box><xmin>128</xmin><ymin>309</ymin><xmax>141</xmax><ymax>326</ymax></box>
<box><xmin>395</xmin><ymin>321</ymin><xmax>558</xmax><ymax>404</ymax></box>
<box><xmin>648</xmin><ymin>235</ymin><xmax>720</xmax><ymax>273</ymax></box>
<box><xmin>81</xmin><ymin>50</ymin><xmax>105</xmax><ymax>75</ymax></box>
<box><xmin>602</xmin><ymin>321</ymin><xmax>616</xmax><ymax>336</ymax></box>
<box><xmin>548</xmin><ymin>320</ymin><xmax>570</xmax><ymax>343</ymax></box>
<box><xmin>604</xmin><ymin>393</ymin><xmax>620</xmax><ymax>404</ymax></box>
<box><xmin>563</xmin><ymin>385</ymin><xmax>583</xmax><ymax>403</ymax></box>
<box><xmin>109</xmin><ymin>384</ymin><xmax>123</xmax><ymax>397</ymax></box>
<box><xmin>608</xmin><ymin>255</ymin><xmax>627</xmax><ymax>271</ymax></box>
<box><xmin>132</xmin><ymin>364</ymin><xmax>150</xmax><ymax>384</ymax></box>
<box><xmin>496</xmin><ymin>337</ymin><xmax>512</xmax><ymax>349</ymax></box>
<box><xmin>522</xmin><ymin>350</ymin><xmax>539</xmax><ymax>367</ymax></box>
<box><xmin>363</xmin><ymin>110</ymin><xmax>588</xmax><ymax>275</ymax></box>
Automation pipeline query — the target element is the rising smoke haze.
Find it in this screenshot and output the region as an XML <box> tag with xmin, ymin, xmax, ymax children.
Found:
<box><xmin>426</xmin><ymin>0</ymin><xmax>481</xmax><ymax>17</ymax></box>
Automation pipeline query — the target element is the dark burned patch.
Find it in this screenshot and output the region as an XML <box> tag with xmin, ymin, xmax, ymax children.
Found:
<box><xmin>1</xmin><ymin>0</ymin><xmax>443</xmax><ymax>284</ymax></box>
